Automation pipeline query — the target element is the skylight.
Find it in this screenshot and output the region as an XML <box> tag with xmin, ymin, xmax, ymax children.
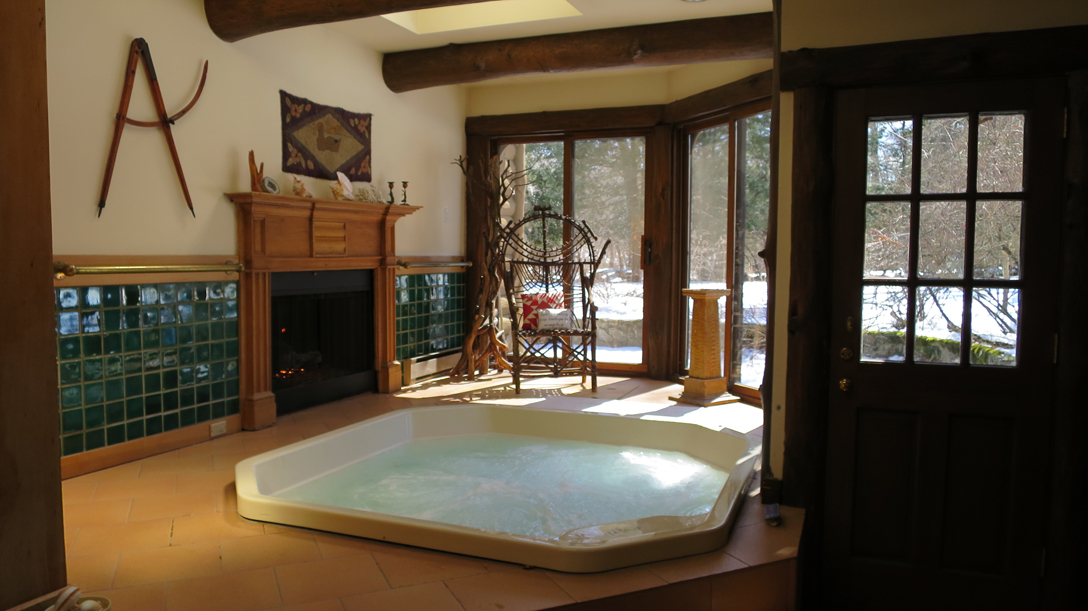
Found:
<box><xmin>382</xmin><ymin>0</ymin><xmax>582</xmax><ymax>35</ymax></box>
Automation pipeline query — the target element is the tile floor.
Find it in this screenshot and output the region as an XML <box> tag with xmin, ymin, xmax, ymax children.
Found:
<box><xmin>63</xmin><ymin>374</ymin><xmax>803</xmax><ymax>611</ymax></box>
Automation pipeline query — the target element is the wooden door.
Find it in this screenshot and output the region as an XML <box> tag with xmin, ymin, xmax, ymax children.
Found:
<box><xmin>823</xmin><ymin>78</ymin><xmax>1065</xmax><ymax>609</ymax></box>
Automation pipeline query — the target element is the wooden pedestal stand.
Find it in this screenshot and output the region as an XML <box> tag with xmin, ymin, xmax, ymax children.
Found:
<box><xmin>672</xmin><ymin>289</ymin><xmax>741</xmax><ymax>407</ymax></box>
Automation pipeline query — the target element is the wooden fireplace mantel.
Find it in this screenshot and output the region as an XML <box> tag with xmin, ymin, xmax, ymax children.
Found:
<box><xmin>228</xmin><ymin>192</ymin><xmax>420</xmax><ymax>429</ymax></box>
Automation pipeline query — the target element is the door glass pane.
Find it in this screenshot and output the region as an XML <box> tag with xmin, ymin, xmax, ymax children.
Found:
<box><xmin>573</xmin><ymin>137</ymin><xmax>645</xmax><ymax>364</ymax></box>
<box><xmin>915</xmin><ymin>286</ymin><xmax>964</xmax><ymax>364</ymax></box>
<box><xmin>971</xmin><ymin>288</ymin><xmax>1019</xmax><ymax>367</ymax></box>
<box><xmin>731</xmin><ymin>112</ymin><xmax>772</xmax><ymax>387</ymax></box>
<box><xmin>861</xmin><ymin>285</ymin><xmax>908</xmax><ymax>362</ymax></box>
<box><xmin>867</xmin><ymin>119</ymin><xmax>913</xmax><ymax>195</ymax></box>
<box><xmin>522</xmin><ymin>142</ymin><xmax>565</xmax><ymax>251</ymax></box>
<box><xmin>977</xmin><ymin>113</ymin><xmax>1025</xmax><ymax>193</ymax></box>
<box><xmin>921</xmin><ymin>115</ymin><xmax>969</xmax><ymax>193</ymax></box>
<box><xmin>864</xmin><ymin>201</ymin><xmax>911</xmax><ymax>279</ymax></box>
<box><xmin>918</xmin><ymin>201</ymin><xmax>966</xmax><ymax>279</ymax></box>
<box><xmin>974</xmin><ymin>200</ymin><xmax>1022</xmax><ymax>280</ymax></box>
<box><xmin>687</xmin><ymin>125</ymin><xmax>729</xmax><ymax>371</ymax></box>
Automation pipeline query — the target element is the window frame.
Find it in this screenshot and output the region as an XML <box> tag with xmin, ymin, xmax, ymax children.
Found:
<box><xmin>676</xmin><ymin>98</ymin><xmax>773</xmax><ymax>404</ymax></box>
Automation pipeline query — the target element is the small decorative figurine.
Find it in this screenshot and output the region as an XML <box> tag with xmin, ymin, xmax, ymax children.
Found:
<box><xmin>248</xmin><ymin>151</ymin><xmax>265</xmax><ymax>192</ymax></box>
<box><xmin>387</xmin><ymin>182</ymin><xmax>395</xmax><ymax>204</ymax></box>
<box><xmin>330</xmin><ymin>172</ymin><xmax>354</xmax><ymax>200</ymax></box>
<box><xmin>354</xmin><ymin>183</ymin><xmax>383</xmax><ymax>203</ymax></box>
<box><xmin>401</xmin><ymin>181</ymin><xmax>409</xmax><ymax>205</ymax></box>
<box><xmin>291</xmin><ymin>175</ymin><xmax>312</xmax><ymax>197</ymax></box>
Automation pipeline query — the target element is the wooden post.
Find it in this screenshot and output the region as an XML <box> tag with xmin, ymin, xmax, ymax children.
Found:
<box><xmin>0</xmin><ymin>0</ymin><xmax>67</xmax><ymax>605</ymax></box>
<box><xmin>239</xmin><ymin>270</ymin><xmax>276</xmax><ymax>429</ymax></box>
<box><xmin>672</xmin><ymin>289</ymin><xmax>740</xmax><ymax>406</ymax></box>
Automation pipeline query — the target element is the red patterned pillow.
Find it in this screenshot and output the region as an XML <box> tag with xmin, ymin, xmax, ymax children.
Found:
<box><xmin>520</xmin><ymin>293</ymin><xmax>563</xmax><ymax>330</ymax></box>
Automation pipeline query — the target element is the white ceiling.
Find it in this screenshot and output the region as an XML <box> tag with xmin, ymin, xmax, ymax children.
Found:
<box><xmin>326</xmin><ymin>0</ymin><xmax>772</xmax><ymax>54</ymax></box>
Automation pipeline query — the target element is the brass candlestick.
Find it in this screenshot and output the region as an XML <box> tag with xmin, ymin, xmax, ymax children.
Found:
<box><xmin>387</xmin><ymin>182</ymin><xmax>395</xmax><ymax>205</ymax></box>
<box><xmin>401</xmin><ymin>181</ymin><xmax>409</xmax><ymax>205</ymax></box>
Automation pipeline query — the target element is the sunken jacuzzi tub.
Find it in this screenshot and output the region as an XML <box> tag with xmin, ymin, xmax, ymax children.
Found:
<box><xmin>235</xmin><ymin>404</ymin><xmax>759</xmax><ymax>573</ymax></box>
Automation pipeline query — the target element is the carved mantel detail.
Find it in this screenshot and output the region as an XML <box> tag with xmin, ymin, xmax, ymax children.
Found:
<box><xmin>228</xmin><ymin>192</ymin><xmax>420</xmax><ymax>430</ymax></box>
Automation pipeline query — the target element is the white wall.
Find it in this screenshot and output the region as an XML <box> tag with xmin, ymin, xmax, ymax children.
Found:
<box><xmin>47</xmin><ymin>0</ymin><xmax>467</xmax><ymax>257</ymax></box>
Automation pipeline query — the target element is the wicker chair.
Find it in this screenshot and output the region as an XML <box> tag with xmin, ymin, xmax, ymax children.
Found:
<box><xmin>499</xmin><ymin>209</ymin><xmax>610</xmax><ymax>393</ymax></box>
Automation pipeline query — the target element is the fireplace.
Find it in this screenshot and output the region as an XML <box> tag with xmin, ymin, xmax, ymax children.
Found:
<box><xmin>271</xmin><ymin>270</ymin><xmax>375</xmax><ymax>414</ymax></box>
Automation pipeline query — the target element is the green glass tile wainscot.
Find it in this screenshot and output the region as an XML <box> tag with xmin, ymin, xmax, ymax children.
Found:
<box><xmin>394</xmin><ymin>272</ymin><xmax>466</xmax><ymax>362</ymax></box>
<box><xmin>55</xmin><ymin>282</ymin><xmax>241</xmax><ymax>456</ymax></box>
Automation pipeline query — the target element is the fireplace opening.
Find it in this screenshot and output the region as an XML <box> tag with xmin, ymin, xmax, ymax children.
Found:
<box><xmin>271</xmin><ymin>270</ymin><xmax>375</xmax><ymax>415</ymax></box>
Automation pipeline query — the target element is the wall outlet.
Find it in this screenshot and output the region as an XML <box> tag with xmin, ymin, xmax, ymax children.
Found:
<box><xmin>210</xmin><ymin>420</ymin><xmax>228</xmax><ymax>437</ymax></box>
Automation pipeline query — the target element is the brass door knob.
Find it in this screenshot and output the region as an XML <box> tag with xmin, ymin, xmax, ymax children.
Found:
<box><xmin>839</xmin><ymin>378</ymin><xmax>852</xmax><ymax>392</ymax></box>
<box><xmin>840</xmin><ymin>347</ymin><xmax>854</xmax><ymax>360</ymax></box>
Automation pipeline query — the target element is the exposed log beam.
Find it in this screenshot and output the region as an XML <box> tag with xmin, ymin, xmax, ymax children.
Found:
<box><xmin>780</xmin><ymin>23</ymin><xmax>1088</xmax><ymax>91</ymax></box>
<box><xmin>383</xmin><ymin>13</ymin><xmax>773</xmax><ymax>93</ymax></box>
<box><xmin>205</xmin><ymin>0</ymin><xmax>493</xmax><ymax>42</ymax></box>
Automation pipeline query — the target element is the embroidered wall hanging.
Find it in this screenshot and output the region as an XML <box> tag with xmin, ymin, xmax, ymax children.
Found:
<box><xmin>280</xmin><ymin>90</ymin><xmax>372</xmax><ymax>181</ymax></box>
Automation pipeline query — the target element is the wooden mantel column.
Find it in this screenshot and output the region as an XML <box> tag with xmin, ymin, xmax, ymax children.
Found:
<box><xmin>229</xmin><ymin>192</ymin><xmax>419</xmax><ymax>429</ymax></box>
<box><xmin>673</xmin><ymin>289</ymin><xmax>740</xmax><ymax>407</ymax></box>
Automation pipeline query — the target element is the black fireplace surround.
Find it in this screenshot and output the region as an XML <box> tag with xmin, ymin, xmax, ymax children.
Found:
<box><xmin>270</xmin><ymin>270</ymin><xmax>375</xmax><ymax>414</ymax></box>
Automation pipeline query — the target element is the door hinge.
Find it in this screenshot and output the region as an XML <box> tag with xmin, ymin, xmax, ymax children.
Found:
<box><xmin>1054</xmin><ymin>334</ymin><xmax>1059</xmax><ymax>364</ymax></box>
<box><xmin>1040</xmin><ymin>547</ymin><xmax>1046</xmax><ymax>577</ymax></box>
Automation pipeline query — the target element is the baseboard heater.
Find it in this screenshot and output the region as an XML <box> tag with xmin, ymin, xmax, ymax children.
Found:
<box><xmin>402</xmin><ymin>350</ymin><xmax>462</xmax><ymax>387</ymax></box>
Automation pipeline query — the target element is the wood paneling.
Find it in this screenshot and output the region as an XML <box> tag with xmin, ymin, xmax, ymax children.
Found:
<box><xmin>0</xmin><ymin>0</ymin><xmax>66</xmax><ymax>606</ymax></box>
<box><xmin>204</xmin><ymin>0</ymin><xmax>492</xmax><ymax>42</ymax></box>
<box><xmin>644</xmin><ymin>125</ymin><xmax>677</xmax><ymax>379</ymax></box>
<box><xmin>467</xmin><ymin>106</ymin><xmax>666</xmax><ymax>137</ymax></box>
<box><xmin>850</xmin><ymin>410</ymin><xmax>918</xmax><ymax>563</ymax></box>
<box><xmin>780</xmin><ymin>24</ymin><xmax>1088</xmax><ymax>92</ymax></box>
<box><xmin>383</xmin><ymin>14</ymin><xmax>773</xmax><ymax>92</ymax></box>
<box><xmin>60</xmin><ymin>416</ymin><xmax>242</xmax><ymax>479</ymax></box>
<box><xmin>1047</xmin><ymin>70</ymin><xmax>1088</xmax><ymax>608</ymax></box>
<box><xmin>781</xmin><ymin>88</ymin><xmax>834</xmax><ymax>509</ymax></box>
<box><xmin>239</xmin><ymin>271</ymin><xmax>275</xmax><ymax>430</ymax></box>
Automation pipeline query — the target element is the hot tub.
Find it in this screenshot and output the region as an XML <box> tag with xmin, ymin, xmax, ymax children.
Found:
<box><xmin>235</xmin><ymin>405</ymin><xmax>758</xmax><ymax>573</ymax></box>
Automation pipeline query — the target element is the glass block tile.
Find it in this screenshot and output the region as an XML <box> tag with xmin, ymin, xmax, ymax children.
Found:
<box><xmin>210</xmin><ymin>303</ymin><xmax>224</xmax><ymax>320</ymax></box>
<box><xmin>225</xmin><ymin>301</ymin><xmax>238</xmax><ymax>319</ymax></box>
<box><xmin>163</xmin><ymin>349</ymin><xmax>179</xmax><ymax>368</ymax></box>
<box><xmin>123</xmin><ymin>308</ymin><xmax>141</xmax><ymax>330</ymax></box>
<box><xmin>58</xmin><ymin>312</ymin><xmax>81</xmax><ymax>336</ymax></box>
<box><xmin>225</xmin><ymin>321</ymin><xmax>238</xmax><ymax>338</ymax></box>
<box><xmin>211</xmin><ymin>362</ymin><xmax>225</xmax><ymax>381</ymax></box>
<box><xmin>212</xmin><ymin>381</ymin><xmax>225</xmax><ymax>400</ymax></box>
<box><xmin>196</xmin><ymin>403</ymin><xmax>211</xmax><ymax>422</ymax></box>
<box><xmin>104</xmin><ymin>333</ymin><xmax>123</xmax><ymax>355</ymax></box>
<box><xmin>161</xmin><ymin>327</ymin><xmax>177</xmax><ymax>347</ymax></box>
<box><xmin>160</xmin><ymin>307</ymin><xmax>176</xmax><ymax>324</ymax></box>
<box><xmin>103</xmin><ymin>309</ymin><xmax>122</xmax><ymax>332</ymax></box>
<box><xmin>105</xmin><ymin>355</ymin><xmax>123</xmax><ymax>378</ymax></box>
<box><xmin>82</xmin><ymin>287</ymin><xmax>102</xmax><ymax>308</ymax></box>
<box><xmin>163</xmin><ymin>369</ymin><xmax>179</xmax><ymax>390</ymax></box>
<box><xmin>196</xmin><ymin>345</ymin><xmax>210</xmax><ymax>362</ymax></box>
<box><xmin>226</xmin><ymin>398</ymin><xmax>240</xmax><ymax>416</ymax></box>
<box><xmin>82</xmin><ymin>335</ymin><xmax>102</xmax><ymax>357</ymax></box>
<box><xmin>85</xmin><ymin>428</ymin><xmax>106</xmax><ymax>451</ymax></box>
<box><xmin>105</xmin><ymin>378</ymin><xmax>124</xmax><ymax>401</ymax></box>
<box><xmin>84</xmin><ymin>382</ymin><xmax>104</xmax><ymax>405</ymax></box>
<box><xmin>180</xmin><ymin>408</ymin><xmax>196</xmax><ymax>427</ymax></box>
<box><xmin>61</xmin><ymin>409</ymin><xmax>83</xmax><ymax>433</ymax></box>
<box><xmin>141</xmin><ymin>308</ymin><xmax>159</xmax><ymax>328</ymax></box>
<box><xmin>62</xmin><ymin>434</ymin><xmax>83</xmax><ymax>456</ymax></box>
<box><xmin>81</xmin><ymin>312</ymin><xmax>101</xmax><ymax>333</ymax></box>
<box><xmin>158</xmin><ymin>284</ymin><xmax>176</xmax><ymax>304</ymax></box>
<box><xmin>145</xmin><ymin>394</ymin><xmax>162</xmax><ymax>415</ymax></box>
<box><xmin>103</xmin><ymin>286</ymin><xmax>121</xmax><ymax>308</ymax></box>
<box><xmin>123</xmin><ymin>330</ymin><xmax>142</xmax><ymax>352</ymax></box>
<box><xmin>140</xmin><ymin>285</ymin><xmax>158</xmax><ymax>306</ymax></box>
<box><xmin>163</xmin><ymin>390</ymin><xmax>179</xmax><ymax>412</ymax></box>
<box><xmin>58</xmin><ymin>288</ymin><xmax>79</xmax><ymax>309</ymax></box>
<box><xmin>179</xmin><ymin>347</ymin><xmax>194</xmax><ymax>366</ymax></box>
<box><xmin>122</xmin><ymin>286</ymin><xmax>140</xmax><ymax>306</ymax></box>
<box><xmin>197</xmin><ymin>384</ymin><xmax>211</xmax><ymax>405</ymax></box>
<box><xmin>177</xmin><ymin>304</ymin><xmax>194</xmax><ymax>324</ymax></box>
<box><xmin>85</xmin><ymin>405</ymin><xmax>105</xmax><ymax>429</ymax></box>
<box><xmin>107</xmin><ymin>424</ymin><xmax>125</xmax><ymax>445</ymax></box>
<box><xmin>143</xmin><ymin>350</ymin><xmax>161</xmax><ymax>371</ymax></box>
<box><xmin>195</xmin><ymin>324</ymin><xmax>210</xmax><ymax>343</ymax></box>
<box><xmin>123</xmin><ymin>354</ymin><xmax>142</xmax><ymax>374</ymax></box>
<box><xmin>177</xmin><ymin>325</ymin><xmax>194</xmax><ymax>345</ymax></box>
<box><xmin>59</xmin><ymin>337</ymin><xmax>81</xmax><ymax>360</ymax></box>
<box><xmin>125</xmin><ymin>375</ymin><xmax>143</xmax><ymax>397</ymax></box>
<box><xmin>212</xmin><ymin>402</ymin><xmax>225</xmax><ymax>419</ymax></box>
<box><xmin>194</xmin><ymin>303</ymin><xmax>210</xmax><ymax>322</ymax></box>
<box><xmin>60</xmin><ymin>362</ymin><xmax>81</xmax><ymax>385</ymax></box>
<box><xmin>127</xmin><ymin>419</ymin><xmax>144</xmax><ymax>441</ymax></box>
<box><xmin>145</xmin><ymin>372</ymin><xmax>161</xmax><ymax>393</ymax></box>
<box><xmin>180</xmin><ymin>387</ymin><xmax>195</xmax><ymax>408</ymax></box>
<box><xmin>226</xmin><ymin>379</ymin><xmax>239</xmax><ymax>397</ymax></box>
<box><xmin>210</xmin><ymin>322</ymin><xmax>224</xmax><ymax>341</ymax></box>
<box><xmin>106</xmin><ymin>401</ymin><xmax>125</xmax><ymax>425</ymax></box>
<box><xmin>211</xmin><ymin>342</ymin><xmax>224</xmax><ymax>361</ymax></box>
<box><xmin>177</xmin><ymin>284</ymin><xmax>193</xmax><ymax>302</ymax></box>
<box><xmin>60</xmin><ymin>386</ymin><xmax>82</xmax><ymax>409</ymax></box>
<box><xmin>126</xmin><ymin>398</ymin><xmax>143</xmax><ymax>420</ymax></box>
<box><xmin>226</xmin><ymin>360</ymin><xmax>239</xmax><ymax>378</ymax></box>
<box><xmin>163</xmin><ymin>411</ymin><xmax>180</xmax><ymax>432</ymax></box>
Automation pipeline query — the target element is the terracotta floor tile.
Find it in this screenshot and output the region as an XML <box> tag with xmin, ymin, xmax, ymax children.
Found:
<box><xmin>710</xmin><ymin>560</ymin><xmax>795</xmax><ymax>611</ymax></box>
<box><xmin>220</xmin><ymin>532</ymin><xmax>321</xmax><ymax>573</ymax></box>
<box><xmin>174</xmin><ymin>471</ymin><xmax>236</xmax><ymax>496</ymax></box>
<box><xmin>93</xmin><ymin>475</ymin><xmax>177</xmax><ymax>501</ymax></box>
<box><xmin>139</xmin><ymin>454</ymin><xmax>215</xmax><ymax>478</ymax></box>
<box><xmin>164</xmin><ymin>567</ymin><xmax>281</xmax><ymax>611</ymax></box>
<box><xmin>71</xmin><ymin>518</ymin><xmax>173</xmax><ymax>555</ymax></box>
<box><xmin>74</xmin><ymin>462</ymin><xmax>143</xmax><ymax>483</ymax></box>
<box><xmin>372</xmin><ymin>548</ymin><xmax>488</xmax><ymax>588</ymax></box>
<box><xmin>170</xmin><ymin>511</ymin><xmax>264</xmax><ymax>546</ymax></box>
<box><xmin>341</xmin><ymin>582</ymin><xmax>464</xmax><ymax>611</ymax></box>
<box><xmin>313</xmin><ymin>532</ymin><xmax>392</xmax><ymax>559</ymax></box>
<box><xmin>65</xmin><ymin>524</ymin><xmax>79</xmax><ymax>551</ymax></box>
<box><xmin>128</xmin><ymin>492</ymin><xmax>217</xmax><ymax>522</ymax></box>
<box><xmin>86</xmin><ymin>583</ymin><xmax>166</xmax><ymax>611</ymax></box>
<box><xmin>242</xmin><ymin>436</ymin><xmax>295</xmax><ymax>455</ymax></box>
<box><xmin>277</xmin><ymin>601</ymin><xmax>345</xmax><ymax>611</ymax></box>
<box><xmin>211</xmin><ymin>452</ymin><xmax>251</xmax><ymax>472</ymax></box>
<box><xmin>67</xmin><ymin>551</ymin><xmax>119</xmax><ymax>591</ymax></box>
<box><xmin>646</xmin><ymin>548</ymin><xmax>749</xmax><ymax>584</ymax></box>
<box><xmin>62</xmin><ymin>480</ymin><xmax>99</xmax><ymax>505</ymax></box>
<box><xmin>722</xmin><ymin>518</ymin><xmax>803</xmax><ymax>568</ymax></box>
<box><xmin>444</xmin><ymin>570</ymin><xmax>574</xmax><ymax>611</ymax></box>
<box><xmin>275</xmin><ymin>554</ymin><xmax>389</xmax><ymax>605</ymax></box>
<box><xmin>113</xmin><ymin>541</ymin><xmax>222</xmax><ymax>588</ymax></box>
<box><xmin>544</xmin><ymin>566</ymin><xmax>667</xmax><ymax>602</ymax></box>
<box><xmin>63</xmin><ymin>499</ymin><xmax>132</xmax><ymax>529</ymax></box>
<box><xmin>733</xmin><ymin>493</ymin><xmax>767</xmax><ymax>529</ymax></box>
<box><xmin>217</xmin><ymin>484</ymin><xmax>238</xmax><ymax>513</ymax></box>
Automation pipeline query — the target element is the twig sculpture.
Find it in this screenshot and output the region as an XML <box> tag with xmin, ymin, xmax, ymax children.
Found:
<box><xmin>449</xmin><ymin>155</ymin><xmax>531</xmax><ymax>380</ymax></box>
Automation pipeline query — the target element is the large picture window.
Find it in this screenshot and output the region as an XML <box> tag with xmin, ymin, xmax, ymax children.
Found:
<box><xmin>683</xmin><ymin>105</ymin><xmax>772</xmax><ymax>402</ymax></box>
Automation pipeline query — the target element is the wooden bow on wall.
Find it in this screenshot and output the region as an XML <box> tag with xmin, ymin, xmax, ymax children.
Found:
<box><xmin>98</xmin><ymin>38</ymin><xmax>208</xmax><ymax>217</ymax></box>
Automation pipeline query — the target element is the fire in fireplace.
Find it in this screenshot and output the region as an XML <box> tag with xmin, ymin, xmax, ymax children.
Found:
<box><xmin>270</xmin><ymin>270</ymin><xmax>374</xmax><ymax>414</ymax></box>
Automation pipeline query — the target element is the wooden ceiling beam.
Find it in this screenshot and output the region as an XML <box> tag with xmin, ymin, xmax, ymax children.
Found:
<box><xmin>383</xmin><ymin>13</ymin><xmax>773</xmax><ymax>93</ymax></box>
<box><xmin>204</xmin><ymin>0</ymin><xmax>494</xmax><ymax>42</ymax></box>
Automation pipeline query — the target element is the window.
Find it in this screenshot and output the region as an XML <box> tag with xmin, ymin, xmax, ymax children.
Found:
<box><xmin>683</xmin><ymin>105</ymin><xmax>772</xmax><ymax>401</ymax></box>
